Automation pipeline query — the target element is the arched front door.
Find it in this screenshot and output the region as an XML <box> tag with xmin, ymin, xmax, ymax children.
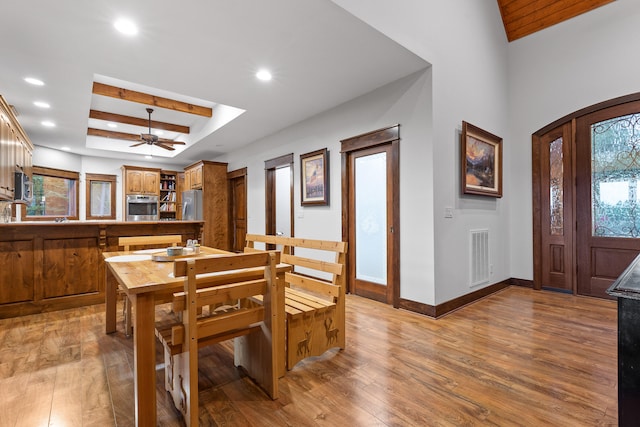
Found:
<box><xmin>534</xmin><ymin>95</ymin><xmax>640</xmax><ymax>298</ymax></box>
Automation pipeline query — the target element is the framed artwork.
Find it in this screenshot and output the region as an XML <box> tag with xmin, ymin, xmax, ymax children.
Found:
<box><xmin>300</xmin><ymin>148</ymin><xmax>329</xmax><ymax>206</ymax></box>
<box><xmin>461</xmin><ymin>121</ymin><xmax>503</xmax><ymax>198</ymax></box>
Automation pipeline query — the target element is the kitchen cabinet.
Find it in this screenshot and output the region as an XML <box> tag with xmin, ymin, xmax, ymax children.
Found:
<box><xmin>122</xmin><ymin>166</ymin><xmax>160</xmax><ymax>195</ymax></box>
<box><xmin>0</xmin><ymin>95</ymin><xmax>33</xmax><ymax>201</ymax></box>
<box><xmin>184</xmin><ymin>160</ymin><xmax>229</xmax><ymax>249</ymax></box>
<box><xmin>0</xmin><ymin>220</ymin><xmax>203</xmax><ymax>318</ymax></box>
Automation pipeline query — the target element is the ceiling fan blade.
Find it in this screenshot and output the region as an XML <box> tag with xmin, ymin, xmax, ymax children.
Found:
<box><xmin>130</xmin><ymin>142</ymin><xmax>147</xmax><ymax>147</ymax></box>
<box><xmin>155</xmin><ymin>142</ymin><xmax>175</xmax><ymax>151</ymax></box>
<box><xmin>160</xmin><ymin>140</ymin><xmax>186</xmax><ymax>145</ymax></box>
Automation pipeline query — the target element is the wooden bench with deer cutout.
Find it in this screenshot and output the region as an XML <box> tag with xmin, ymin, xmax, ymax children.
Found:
<box><xmin>155</xmin><ymin>252</ymin><xmax>281</xmax><ymax>426</ymax></box>
<box><xmin>244</xmin><ymin>234</ymin><xmax>347</xmax><ymax>372</ymax></box>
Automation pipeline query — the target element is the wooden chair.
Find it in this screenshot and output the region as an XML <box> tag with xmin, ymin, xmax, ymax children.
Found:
<box><xmin>155</xmin><ymin>252</ymin><xmax>281</xmax><ymax>426</ymax></box>
<box><xmin>245</xmin><ymin>234</ymin><xmax>347</xmax><ymax>373</ymax></box>
<box><xmin>117</xmin><ymin>234</ymin><xmax>183</xmax><ymax>336</ymax></box>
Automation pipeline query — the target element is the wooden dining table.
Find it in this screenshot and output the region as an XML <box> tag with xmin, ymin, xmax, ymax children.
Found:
<box><xmin>103</xmin><ymin>246</ymin><xmax>288</xmax><ymax>427</ymax></box>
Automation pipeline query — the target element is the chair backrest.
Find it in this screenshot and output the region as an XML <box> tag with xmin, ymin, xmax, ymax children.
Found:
<box><xmin>118</xmin><ymin>234</ymin><xmax>182</xmax><ymax>251</ymax></box>
<box><xmin>245</xmin><ymin>234</ymin><xmax>347</xmax><ymax>292</ymax></box>
<box><xmin>172</xmin><ymin>252</ymin><xmax>280</xmax><ymax>425</ymax></box>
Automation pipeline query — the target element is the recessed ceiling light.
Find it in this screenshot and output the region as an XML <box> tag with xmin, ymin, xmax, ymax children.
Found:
<box><xmin>41</xmin><ymin>120</ymin><xmax>55</xmax><ymax>127</ymax></box>
<box><xmin>61</xmin><ymin>146</ymin><xmax>71</xmax><ymax>151</ymax></box>
<box><xmin>33</xmin><ymin>101</ymin><xmax>50</xmax><ymax>109</ymax></box>
<box><xmin>256</xmin><ymin>69</ymin><xmax>272</xmax><ymax>81</ymax></box>
<box><xmin>144</xmin><ymin>155</ymin><xmax>152</xmax><ymax>159</ymax></box>
<box><xmin>114</xmin><ymin>18</ymin><xmax>138</xmax><ymax>36</ymax></box>
<box><xmin>107</xmin><ymin>123</ymin><xmax>118</xmax><ymax>128</ymax></box>
<box><xmin>24</xmin><ymin>77</ymin><xmax>44</xmax><ymax>86</ymax></box>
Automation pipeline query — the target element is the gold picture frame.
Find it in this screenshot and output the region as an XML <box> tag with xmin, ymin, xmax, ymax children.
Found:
<box><xmin>461</xmin><ymin>121</ymin><xmax>503</xmax><ymax>198</ymax></box>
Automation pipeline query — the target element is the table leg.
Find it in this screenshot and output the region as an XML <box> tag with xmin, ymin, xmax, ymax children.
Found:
<box><xmin>105</xmin><ymin>266</ymin><xmax>117</xmax><ymax>334</ymax></box>
<box><xmin>132</xmin><ymin>293</ymin><xmax>157</xmax><ymax>427</ymax></box>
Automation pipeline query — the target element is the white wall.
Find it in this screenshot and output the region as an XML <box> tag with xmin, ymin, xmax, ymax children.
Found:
<box><xmin>217</xmin><ymin>69</ymin><xmax>435</xmax><ymax>304</ymax></box>
<box><xmin>332</xmin><ymin>0</ymin><xmax>510</xmax><ymax>304</ymax></box>
<box><xmin>507</xmin><ymin>0</ymin><xmax>640</xmax><ymax>279</ymax></box>
<box><xmin>33</xmin><ymin>146</ymin><xmax>184</xmax><ymax>220</ymax></box>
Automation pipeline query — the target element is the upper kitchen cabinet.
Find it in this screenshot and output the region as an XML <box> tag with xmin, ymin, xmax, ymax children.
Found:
<box><xmin>0</xmin><ymin>95</ymin><xmax>33</xmax><ymax>201</ymax></box>
<box><xmin>122</xmin><ymin>165</ymin><xmax>160</xmax><ymax>195</ymax></box>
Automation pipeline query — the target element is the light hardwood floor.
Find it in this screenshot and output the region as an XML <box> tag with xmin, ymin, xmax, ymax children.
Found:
<box><xmin>0</xmin><ymin>286</ymin><xmax>617</xmax><ymax>426</ymax></box>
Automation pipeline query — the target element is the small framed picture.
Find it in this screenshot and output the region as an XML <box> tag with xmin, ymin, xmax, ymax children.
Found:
<box><xmin>300</xmin><ymin>148</ymin><xmax>329</xmax><ymax>206</ymax></box>
<box><xmin>461</xmin><ymin>121</ymin><xmax>503</xmax><ymax>198</ymax></box>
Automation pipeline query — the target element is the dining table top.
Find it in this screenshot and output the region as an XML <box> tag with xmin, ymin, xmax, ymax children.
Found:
<box><xmin>102</xmin><ymin>246</ymin><xmax>232</xmax><ymax>295</ymax></box>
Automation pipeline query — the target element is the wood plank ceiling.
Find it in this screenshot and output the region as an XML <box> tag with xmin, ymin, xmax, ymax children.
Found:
<box><xmin>497</xmin><ymin>0</ymin><xmax>615</xmax><ymax>42</ymax></box>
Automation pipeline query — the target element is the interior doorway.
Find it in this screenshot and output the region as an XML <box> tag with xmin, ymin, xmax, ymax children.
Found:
<box><xmin>341</xmin><ymin>125</ymin><xmax>400</xmax><ymax>305</ymax></box>
<box><xmin>265</xmin><ymin>154</ymin><xmax>294</xmax><ymax>244</ymax></box>
<box><xmin>228</xmin><ymin>167</ymin><xmax>247</xmax><ymax>253</ymax></box>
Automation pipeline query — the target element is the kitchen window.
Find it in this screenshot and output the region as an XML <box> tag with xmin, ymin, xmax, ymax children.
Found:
<box><xmin>27</xmin><ymin>166</ymin><xmax>79</xmax><ymax>220</ymax></box>
<box><xmin>86</xmin><ymin>173</ymin><xmax>116</xmax><ymax>220</ymax></box>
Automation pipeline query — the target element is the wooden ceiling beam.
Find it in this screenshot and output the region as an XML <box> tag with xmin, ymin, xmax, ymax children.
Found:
<box><xmin>92</xmin><ymin>82</ymin><xmax>213</xmax><ymax>117</ymax></box>
<box><xmin>89</xmin><ymin>110</ymin><xmax>190</xmax><ymax>134</ymax></box>
<box><xmin>87</xmin><ymin>128</ymin><xmax>184</xmax><ymax>145</ymax></box>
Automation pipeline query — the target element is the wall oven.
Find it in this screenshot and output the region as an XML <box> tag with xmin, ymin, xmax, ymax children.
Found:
<box><xmin>126</xmin><ymin>194</ymin><xmax>159</xmax><ymax>221</ymax></box>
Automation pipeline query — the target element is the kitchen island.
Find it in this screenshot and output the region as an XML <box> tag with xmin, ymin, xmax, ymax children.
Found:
<box><xmin>0</xmin><ymin>220</ymin><xmax>203</xmax><ymax>318</ymax></box>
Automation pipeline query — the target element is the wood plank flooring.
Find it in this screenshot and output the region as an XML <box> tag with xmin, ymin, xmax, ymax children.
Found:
<box><xmin>0</xmin><ymin>286</ymin><xmax>618</xmax><ymax>426</ymax></box>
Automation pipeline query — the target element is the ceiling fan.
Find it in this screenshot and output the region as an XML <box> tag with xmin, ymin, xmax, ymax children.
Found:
<box><xmin>130</xmin><ymin>108</ymin><xmax>186</xmax><ymax>151</ymax></box>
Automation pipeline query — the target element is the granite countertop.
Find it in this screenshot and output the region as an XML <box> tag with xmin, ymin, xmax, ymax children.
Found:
<box><xmin>607</xmin><ymin>254</ymin><xmax>640</xmax><ymax>300</ymax></box>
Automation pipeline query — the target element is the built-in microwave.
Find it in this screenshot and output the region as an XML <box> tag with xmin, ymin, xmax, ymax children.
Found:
<box><xmin>126</xmin><ymin>194</ymin><xmax>159</xmax><ymax>221</ymax></box>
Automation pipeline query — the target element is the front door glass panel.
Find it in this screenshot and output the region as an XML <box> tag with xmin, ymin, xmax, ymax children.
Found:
<box><xmin>592</xmin><ymin>113</ymin><xmax>640</xmax><ymax>237</ymax></box>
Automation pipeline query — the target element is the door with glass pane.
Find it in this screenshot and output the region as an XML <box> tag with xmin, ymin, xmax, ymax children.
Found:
<box><xmin>348</xmin><ymin>144</ymin><xmax>396</xmax><ymax>303</ymax></box>
<box><xmin>536</xmin><ymin>123</ymin><xmax>574</xmax><ymax>292</ymax></box>
<box><xmin>576</xmin><ymin>101</ymin><xmax>640</xmax><ymax>298</ymax></box>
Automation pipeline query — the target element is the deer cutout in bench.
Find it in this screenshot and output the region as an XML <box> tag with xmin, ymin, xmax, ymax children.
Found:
<box><xmin>245</xmin><ymin>234</ymin><xmax>347</xmax><ymax>373</ymax></box>
<box><xmin>155</xmin><ymin>252</ymin><xmax>281</xmax><ymax>427</ymax></box>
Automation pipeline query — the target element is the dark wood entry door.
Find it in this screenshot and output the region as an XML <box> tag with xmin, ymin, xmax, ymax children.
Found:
<box><xmin>342</xmin><ymin>125</ymin><xmax>399</xmax><ymax>306</ymax></box>
<box><xmin>575</xmin><ymin>101</ymin><xmax>640</xmax><ymax>298</ymax></box>
<box><xmin>228</xmin><ymin>168</ymin><xmax>247</xmax><ymax>253</ymax></box>
<box><xmin>534</xmin><ymin>122</ymin><xmax>574</xmax><ymax>292</ymax></box>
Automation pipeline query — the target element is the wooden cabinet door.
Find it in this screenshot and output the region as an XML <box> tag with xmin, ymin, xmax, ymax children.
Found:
<box><xmin>191</xmin><ymin>166</ymin><xmax>202</xmax><ymax>189</ymax></box>
<box><xmin>126</xmin><ymin>169</ymin><xmax>144</xmax><ymax>194</ymax></box>
<box><xmin>42</xmin><ymin>237</ymin><xmax>100</xmax><ymax>298</ymax></box>
<box><xmin>143</xmin><ymin>171</ymin><xmax>159</xmax><ymax>194</ymax></box>
<box><xmin>0</xmin><ymin>115</ymin><xmax>11</xmax><ymax>199</ymax></box>
<box><xmin>0</xmin><ymin>240</ymin><xmax>34</xmax><ymax>303</ymax></box>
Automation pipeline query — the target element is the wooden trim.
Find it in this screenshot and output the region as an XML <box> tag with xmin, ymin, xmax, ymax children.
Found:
<box><xmin>85</xmin><ymin>173</ymin><xmax>116</xmax><ymax>220</ymax></box>
<box><xmin>33</xmin><ymin>166</ymin><xmax>79</xmax><ymax>180</ymax></box>
<box><xmin>89</xmin><ymin>110</ymin><xmax>190</xmax><ymax>134</ymax></box>
<box><xmin>340</xmin><ymin>124</ymin><xmax>400</xmax><ymax>153</ymax></box>
<box><xmin>92</xmin><ymin>82</ymin><xmax>212</xmax><ymax>117</ymax></box>
<box><xmin>227</xmin><ymin>167</ymin><xmax>247</xmax><ymax>180</ymax></box>
<box><xmin>264</xmin><ymin>153</ymin><xmax>294</xmax><ymax>170</ymax></box>
<box><xmin>397</xmin><ymin>279</ymin><xmax>512</xmax><ymax>319</ymax></box>
<box><xmin>534</xmin><ymin>91</ymin><xmax>640</xmax><ymax>136</ymax></box>
<box><xmin>532</xmin><ymin>133</ymin><xmax>542</xmax><ymax>290</ymax></box>
<box><xmin>510</xmin><ymin>278</ymin><xmax>534</xmax><ymax>288</ymax></box>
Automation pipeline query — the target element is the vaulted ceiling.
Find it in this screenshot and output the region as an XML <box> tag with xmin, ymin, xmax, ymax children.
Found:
<box><xmin>0</xmin><ymin>1</ymin><xmax>617</xmax><ymax>165</ymax></box>
<box><xmin>497</xmin><ymin>0</ymin><xmax>615</xmax><ymax>42</ymax></box>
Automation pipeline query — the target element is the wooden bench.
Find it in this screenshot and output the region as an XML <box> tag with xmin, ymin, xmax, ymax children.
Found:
<box><xmin>155</xmin><ymin>252</ymin><xmax>281</xmax><ymax>426</ymax></box>
<box><xmin>117</xmin><ymin>234</ymin><xmax>183</xmax><ymax>336</ymax></box>
<box><xmin>245</xmin><ymin>234</ymin><xmax>347</xmax><ymax>372</ymax></box>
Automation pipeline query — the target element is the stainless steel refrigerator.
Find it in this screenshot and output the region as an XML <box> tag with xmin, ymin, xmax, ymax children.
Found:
<box><xmin>182</xmin><ymin>189</ymin><xmax>203</xmax><ymax>220</ymax></box>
